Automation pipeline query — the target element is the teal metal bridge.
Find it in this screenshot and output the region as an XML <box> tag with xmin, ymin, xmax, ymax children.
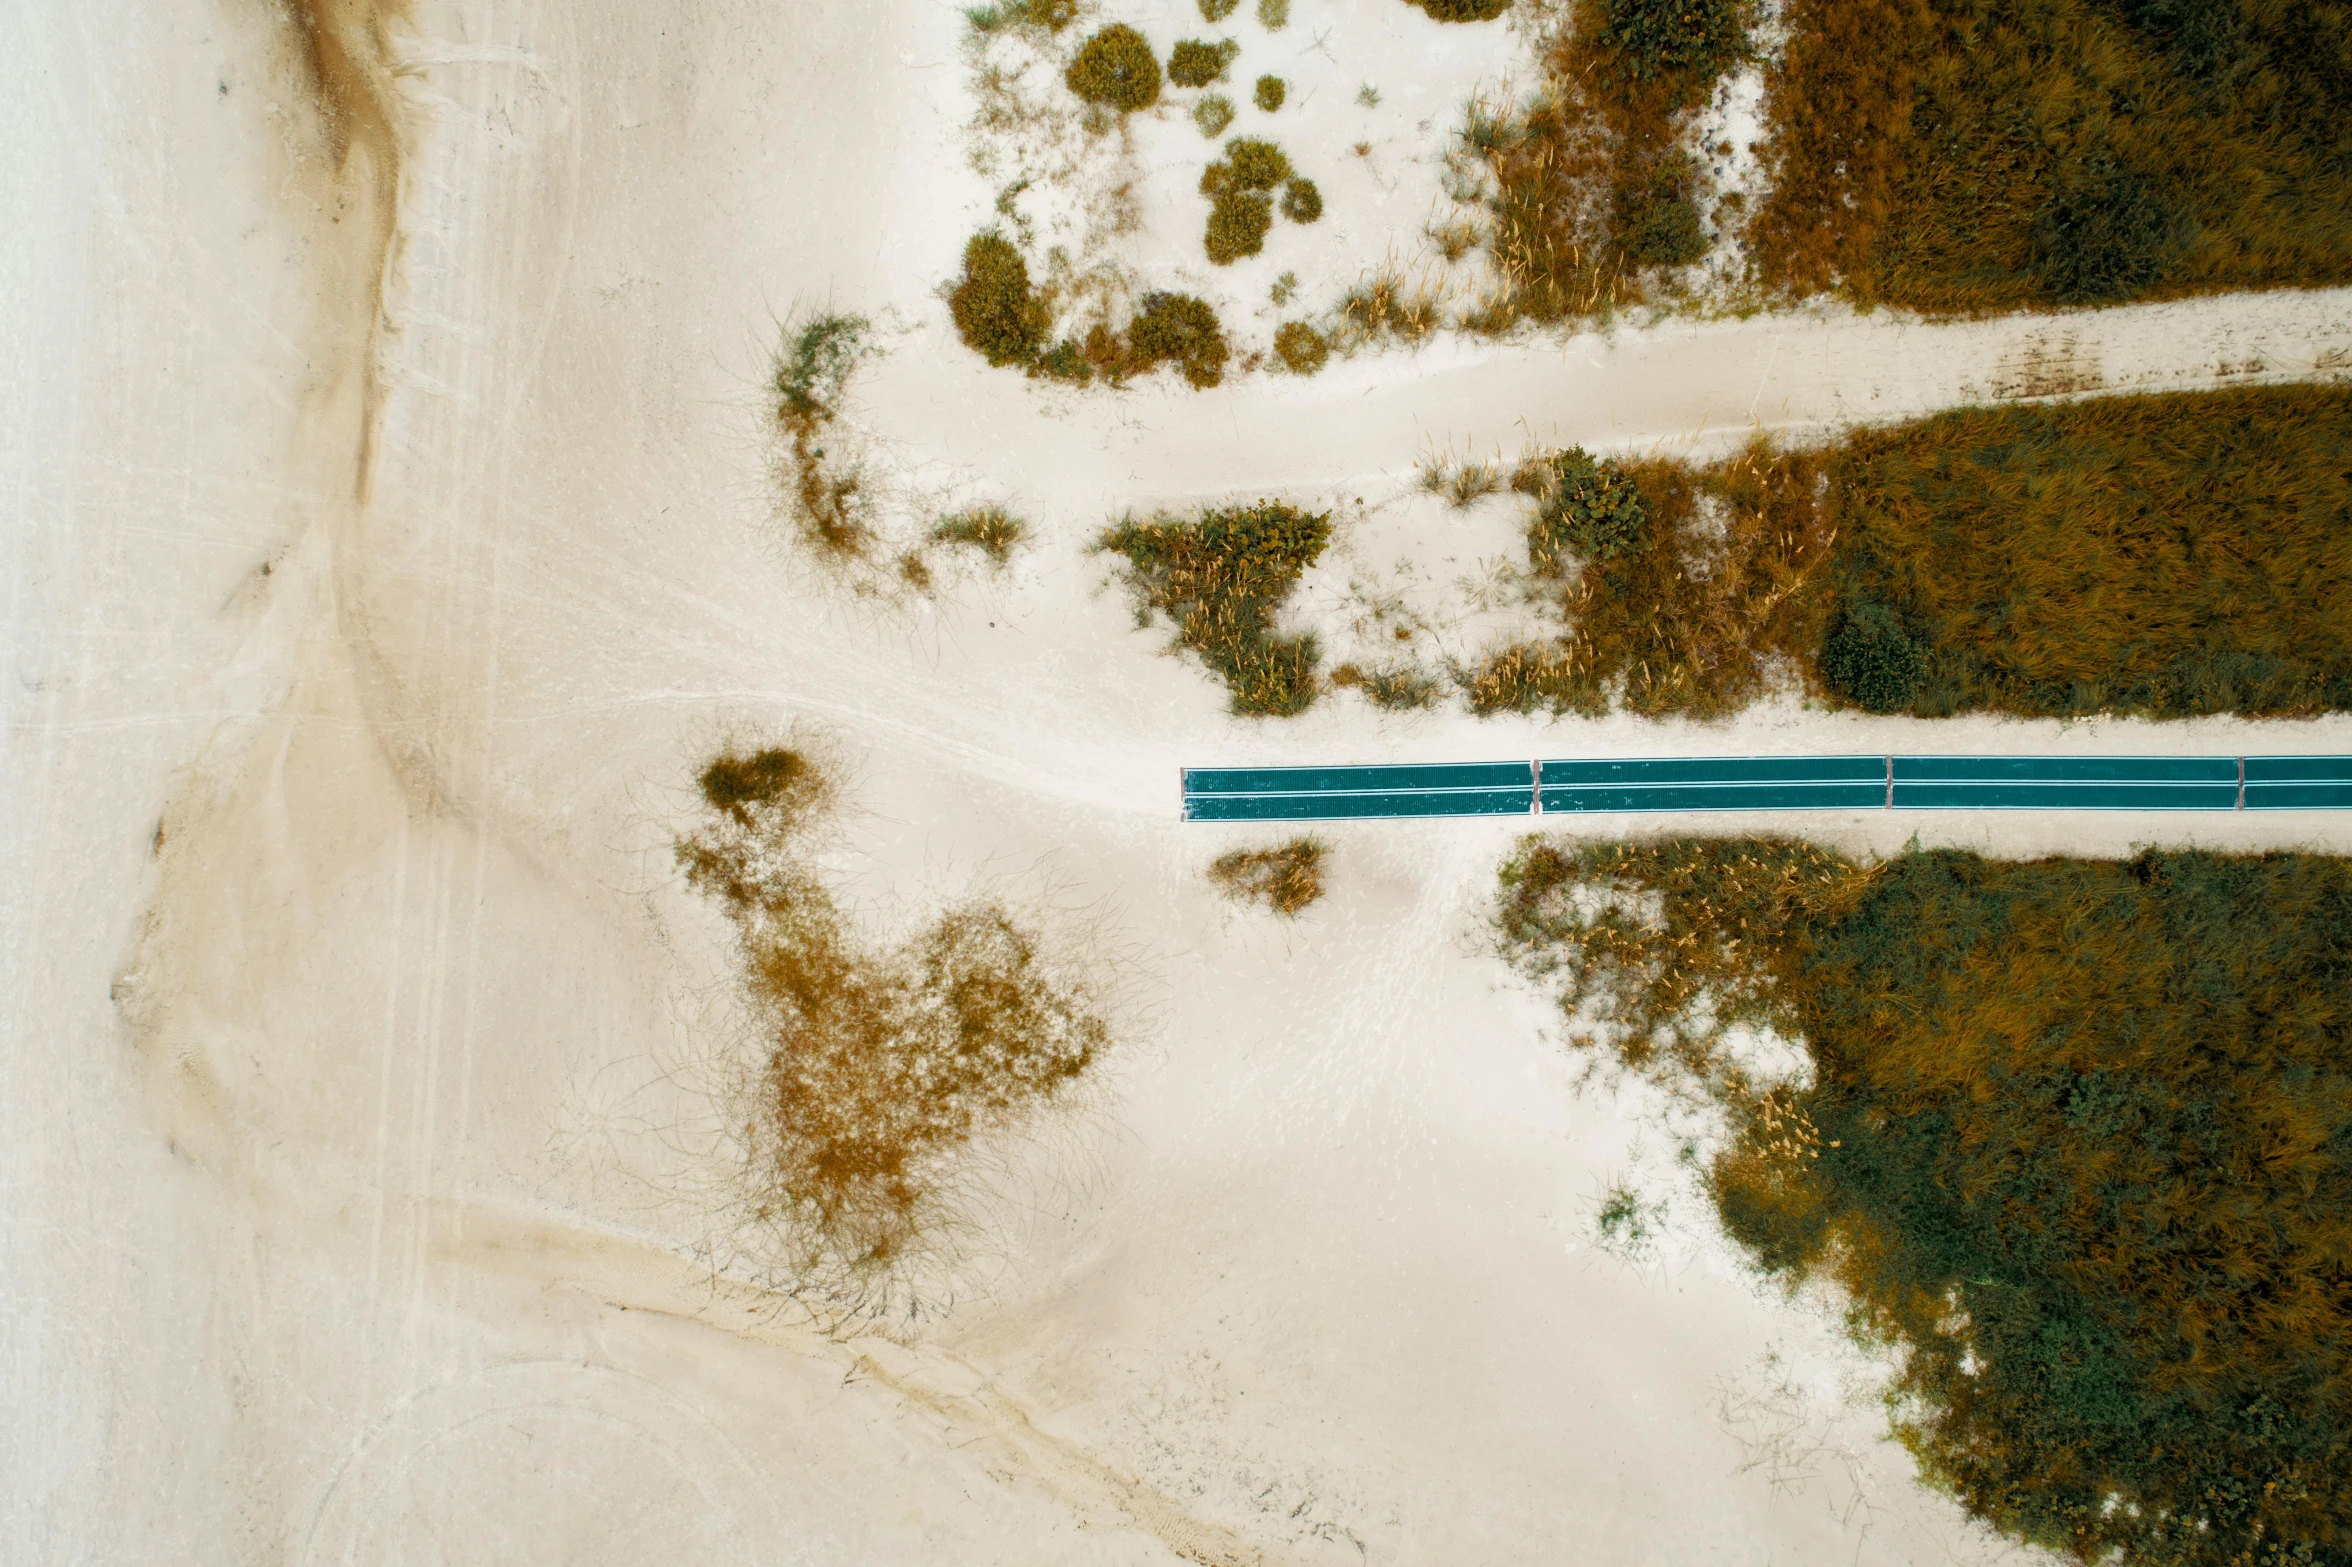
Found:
<box><xmin>1179</xmin><ymin>756</ymin><xmax>2352</xmax><ymax>822</ymax></box>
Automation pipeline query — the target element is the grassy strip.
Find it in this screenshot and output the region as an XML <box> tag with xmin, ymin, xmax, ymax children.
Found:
<box><xmin>679</xmin><ymin>746</ymin><xmax>1109</xmax><ymax>1301</ymax></box>
<box><xmin>1476</xmin><ymin>383</ymin><xmax>2352</xmax><ymax>721</ymax></box>
<box><xmin>1751</xmin><ymin>0</ymin><xmax>2352</xmax><ymax>312</ymax></box>
<box><xmin>1098</xmin><ymin>500</ymin><xmax>1333</xmax><ymax>716</ymax></box>
<box><xmin>1495</xmin><ymin>837</ymin><xmax>2352</xmax><ymax>1566</ymax></box>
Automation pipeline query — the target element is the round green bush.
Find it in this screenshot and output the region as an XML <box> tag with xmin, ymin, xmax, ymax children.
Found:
<box><xmin>1168</xmin><ymin>38</ymin><xmax>1238</xmax><ymax>87</ymax></box>
<box><xmin>1528</xmin><ymin>449</ymin><xmax>1649</xmax><ymax>569</ymax></box>
<box><xmin>1205</xmin><ymin>189</ymin><xmax>1274</xmax><ymax>264</ymax></box>
<box><xmin>1821</xmin><ymin>598</ymin><xmax>1927</xmax><ymax>712</ymax></box>
<box><xmin>948</xmin><ymin>233</ymin><xmax>1048</xmax><ymax>367</ymax></box>
<box><xmin>1408</xmin><ymin>0</ymin><xmax>1512</xmax><ymax>18</ymax></box>
<box><xmin>1279</xmin><ymin>176</ymin><xmax>1322</xmax><ymax>224</ymax></box>
<box><xmin>1130</xmin><ymin>292</ymin><xmax>1231</xmax><ymax>388</ymax></box>
<box><xmin>1066</xmin><ymin>24</ymin><xmax>1162</xmax><ymax>112</ymax></box>
<box><xmin>1199</xmin><ymin>0</ymin><xmax>1240</xmax><ymax>17</ymax></box>
<box><xmin>1254</xmin><ymin>74</ymin><xmax>1286</xmax><ymax>111</ymax></box>
<box><xmin>1273</xmin><ymin>321</ymin><xmax>1329</xmax><ymax>374</ymax></box>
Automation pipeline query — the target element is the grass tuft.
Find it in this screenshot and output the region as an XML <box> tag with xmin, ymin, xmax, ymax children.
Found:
<box><xmin>1192</xmin><ymin>92</ymin><xmax>1238</xmax><ymax>137</ymax></box>
<box><xmin>1098</xmin><ymin>499</ymin><xmax>1334</xmax><ymax>716</ymax></box>
<box><xmin>929</xmin><ymin>506</ymin><xmax>1027</xmax><ymax>568</ymax></box>
<box><xmin>776</xmin><ymin>312</ymin><xmax>875</xmax><ymax>560</ymax></box>
<box><xmin>1209</xmin><ymin>837</ymin><xmax>1328</xmax><ymax>915</ymax></box>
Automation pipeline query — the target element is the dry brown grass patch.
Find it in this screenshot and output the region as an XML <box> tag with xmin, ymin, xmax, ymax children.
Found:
<box><xmin>1209</xmin><ymin>837</ymin><xmax>1329</xmax><ymax>915</ymax></box>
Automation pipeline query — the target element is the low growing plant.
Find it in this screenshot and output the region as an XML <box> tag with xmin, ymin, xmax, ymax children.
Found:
<box><xmin>1407</xmin><ymin>0</ymin><xmax>1512</xmax><ymax>17</ymax></box>
<box><xmin>1098</xmin><ymin>499</ymin><xmax>1334</xmax><ymax>715</ymax></box>
<box><xmin>930</xmin><ymin>505</ymin><xmax>1027</xmax><ymax>567</ymax></box>
<box><xmin>1279</xmin><ymin>175</ymin><xmax>1322</xmax><ymax>223</ymax></box>
<box><xmin>1066</xmin><ymin>24</ymin><xmax>1162</xmax><ymax>112</ymax></box>
<box><xmin>1169</xmin><ymin>37</ymin><xmax>1240</xmax><ymax>87</ymax></box>
<box><xmin>1209</xmin><ymin>837</ymin><xmax>1328</xmax><ymax>915</ymax></box>
<box><xmin>1128</xmin><ymin>292</ymin><xmax>1232</xmax><ymax>387</ymax></box>
<box><xmin>1254</xmin><ymin>74</ymin><xmax>1286</xmax><ymax>111</ymax></box>
<box><xmin>1192</xmin><ymin>92</ymin><xmax>1238</xmax><ymax>136</ymax></box>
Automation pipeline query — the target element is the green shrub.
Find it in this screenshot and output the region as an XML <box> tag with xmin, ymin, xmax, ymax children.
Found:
<box><xmin>1066</xmin><ymin>24</ymin><xmax>1162</xmax><ymax>112</ymax></box>
<box><xmin>1595</xmin><ymin>0</ymin><xmax>1751</xmax><ymax>89</ymax></box>
<box><xmin>1128</xmin><ymin>292</ymin><xmax>1231</xmax><ymax>388</ymax></box>
<box><xmin>948</xmin><ymin>233</ymin><xmax>1048</xmax><ymax>368</ymax></box>
<box><xmin>1224</xmin><ymin>136</ymin><xmax>1292</xmax><ymax>191</ymax></box>
<box><xmin>1254</xmin><ymin>74</ymin><xmax>1286</xmax><ymax>111</ymax></box>
<box><xmin>1819</xmin><ymin>597</ymin><xmax>1925</xmax><ymax>712</ymax></box>
<box><xmin>930</xmin><ymin>506</ymin><xmax>1027</xmax><ymax>567</ymax></box>
<box><xmin>1192</xmin><ymin>92</ymin><xmax>1237</xmax><ymax>136</ymax></box>
<box><xmin>1360</xmin><ymin>665</ymin><xmax>1445</xmax><ymax>709</ymax></box>
<box><xmin>1615</xmin><ymin>153</ymin><xmax>1711</xmax><ymax>267</ymax></box>
<box><xmin>1408</xmin><ymin>0</ymin><xmax>1512</xmax><ymax>17</ymax></box>
<box><xmin>1098</xmin><ymin>500</ymin><xmax>1334</xmax><ymax>715</ymax></box>
<box><xmin>1199</xmin><ymin>0</ymin><xmax>1240</xmax><ymax>17</ymax></box>
<box><xmin>1279</xmin><ymin>176</ymin><xmax>1322</xmax><ymax>223</ymax></box>
<box><xmin>1205</xmin><ymin>189</ymin><xmax>1274</xmax><ymax>262</ymax></box>
<box><xmin>1272</xmin><ymin>320</ymin><xmax>1329</xmax><ymax>374</ymax></box>
<box><xmin>1256</xmin><ymin>0</ymin><xmax>1289</xmax><ymax>27</ymax></box>
<box><xmin>2028</xmin><ymin>157</ymin><xmax>2195</xmax><ymax>305</ymax></box>
<box><xmin>1168</xmin><ymin>37</ymin><xmax>1240</xmax><ymax>87</ymax></box>
<box><xmin>1526</xmin><ymin>448</ymin><xmax>1650</xmax><ymax>569</ymax></box>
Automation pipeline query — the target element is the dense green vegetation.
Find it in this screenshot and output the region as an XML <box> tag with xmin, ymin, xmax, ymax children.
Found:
<box><xmin>1473</xmin><ymin>384</ymin><xmax>2352</xmax><ymax>722</ymax></box>
<box><xmin>1495</xmin><ymin>838</ymin><xmax>2352</xmax><ymax>1566</ymax></box>
<box><xmin>1254</xmin><ymin>73</ymin><xmax>1286</xmax><ymax>111</ymax></box>
<box><xmin>1098</xmin><ymin>500</ymin><xmax>1333</xmax><ymax>715</ymax></box>
<box><xmin>1751</xmin><ymin>0</ymin><xmax>2352</xmax><ymax>310</ymax></box>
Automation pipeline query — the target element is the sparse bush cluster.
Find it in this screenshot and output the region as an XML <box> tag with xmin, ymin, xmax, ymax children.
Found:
<box><xmin>1097</xmin><ymin>499</ymin><xmax>1334</xmax><ymax>715</ymax></box>
<box><xmin>679</xmin><ymin>746</ymin><xmax>1110</xmax><ymax>1298</ymax></box>
<box><xmin>1198</xmin><ymin>137</ymin><xmax>1321</xmax><ymax>264</ymax></box>
<box><xmin>946</xmin><ymin>232</ymin><xmax>1233</xmax><ymax>390</ymax></box>
<box><xmin>1208</xmin><ymin>837</ymin><xmax>1329</xmax><ymax>915</ymax></box>
<box><xmin>1496</xmin><ymin>838</ymin><xmax>2352</xmax><ymax>1567</ymax></box>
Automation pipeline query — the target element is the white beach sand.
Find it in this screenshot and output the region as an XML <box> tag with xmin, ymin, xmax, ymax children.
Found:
<box><xmin>7</xmin><ymin>1</ymin><xmax>2351</xmax><ymax>1562</ymax></box>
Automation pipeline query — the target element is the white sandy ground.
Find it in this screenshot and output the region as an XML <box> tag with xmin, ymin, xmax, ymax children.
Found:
<box><xmin>9</xmin><ymin>1</ymin><xmax>2352</xmax><ymax>1563</ymax></box>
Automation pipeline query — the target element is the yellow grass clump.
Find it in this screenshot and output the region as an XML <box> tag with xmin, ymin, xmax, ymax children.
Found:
<box><xmin>1208</xmin><ymin>837</ymin><xmax>1329</xmax><ymax>915</ymax></box>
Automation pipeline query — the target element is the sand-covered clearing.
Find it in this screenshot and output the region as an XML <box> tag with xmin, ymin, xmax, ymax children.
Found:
<box><xmin>7</xmin><ymin>1</ymin><xmax>2351</xmax><ymax>1563</ymax></box>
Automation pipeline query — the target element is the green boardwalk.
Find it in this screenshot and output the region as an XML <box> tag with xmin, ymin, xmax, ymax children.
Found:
<box><xmin>1181</xmin><ymin>756</ymin><xmax>2352</xmax><ymax>822</ymax></box>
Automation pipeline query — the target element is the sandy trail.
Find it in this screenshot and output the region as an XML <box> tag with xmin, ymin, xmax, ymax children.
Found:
<box><xmin>8</xmin><ymin>0</ymin><xmax>2352</xmax><ymax>1563</ymax></box>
